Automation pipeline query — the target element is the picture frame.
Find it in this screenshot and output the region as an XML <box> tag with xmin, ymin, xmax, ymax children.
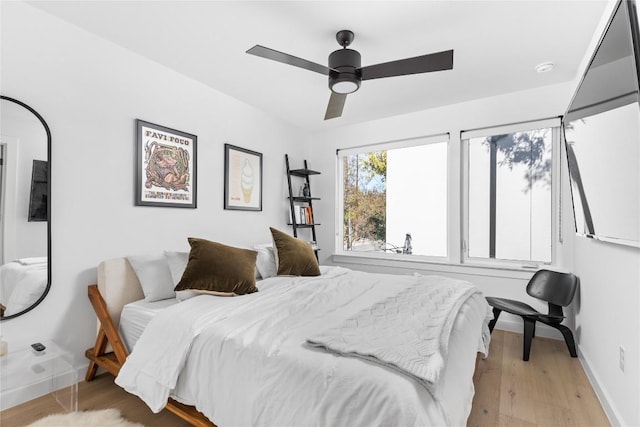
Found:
<box><xmin>224</xmin><ymin>143</ymin><xmax>262</xmax><ymax>211</ymax></box>
<box><xmin>135</xmin><ymin>119</ymin><xmax>197</xmax><ymax>208</ymax></box>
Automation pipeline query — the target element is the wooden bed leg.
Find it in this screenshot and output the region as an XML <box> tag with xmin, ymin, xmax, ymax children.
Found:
<box><xmin>85</xmin><ymin>283</ymin><xmax>217</xmax><ymax>427</ymax></box>
<box><xmin>166</xmin><ymin>400</ymin><xmax>217</xmax><ymax>427</ymax></box>
<box><xmin>85</xmin><ymin>327</ymin><xmax>108</xmax><ymax>381</ymax></box>
<box><xmin>88</xmin><ymin>285</ymin><xmax>128</xmax><ymax>363</ymax></box>
<box><xmin>84</xmin><ymin>284</ymin><xmax>129</xmax><ymax>380</ymax></box>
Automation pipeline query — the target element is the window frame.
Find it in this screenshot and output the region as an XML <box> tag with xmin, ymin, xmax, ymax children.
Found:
<box><xmin>334</xmin><ymin>118</ymin><xmax>563</xmax><ymax>273</ymax></box>
<box><xmin>460</xmin><ymin>118</ymin><xmax>562</xmax><ymax>269</ymax></box>
<box><xmin>335</xmin><ymin>134</ymin><xmax>450</xmax><ymax>262</ymax></box>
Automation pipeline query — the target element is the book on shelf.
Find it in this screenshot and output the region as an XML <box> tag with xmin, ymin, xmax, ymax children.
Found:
<box><xmin>291</xmin><ymin>207</ymin><xmax>301</xmax><ymax>224</ymax></box>
<box><xmin>299</xmin><ymin>207</ymin><xmax>307</xmax><ymax>224</ymax></box>
<box><xmin>305</xmin><ymin>206</ymin><xmax>313</xmax><ymax>224</ymax></box>
<box><xmin>291</xmin><ymin>206</ymin><xmax>315</xmax><ymax>225</ymax></box>
<box><xmin>290</xmin><ymin>205</ymin><xmax>314</xmax><ymax>225</ymax></box>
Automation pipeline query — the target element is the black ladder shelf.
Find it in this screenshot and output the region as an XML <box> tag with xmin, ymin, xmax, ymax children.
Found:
<box><xmin>285</xmin><ymin>154</ymin><xmax>320</xmax><ymax>256</ymax></box>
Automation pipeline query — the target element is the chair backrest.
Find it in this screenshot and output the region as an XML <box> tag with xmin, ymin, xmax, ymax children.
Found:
<box><xmin>526</xmin><ymin>269</ymin><xmax>579</xmax><ymax>307</ymax></box>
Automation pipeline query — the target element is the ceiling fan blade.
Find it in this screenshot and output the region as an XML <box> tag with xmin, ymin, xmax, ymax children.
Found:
<box><xmin>324</xmin><ymin>92</ymin><xmax>347</xmax><ymax>120</ymax></box>
<box><xmin>359</xmin><ymin>49</ymin><xmax>453</xmax><ymax>81</ymax></box>
<box><xmin>247</xmin><ymin>45</ymin><xmax>334</xmax><ymax>76</ymax></box>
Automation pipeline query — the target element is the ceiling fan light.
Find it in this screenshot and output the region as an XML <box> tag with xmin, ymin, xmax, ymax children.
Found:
<box><xmin>328</xmin><ymin>48</ymin><xmax>362</xmax><ymax>94</ymax></box>
<box><xmin>331</xmin><ymin>80</ymin><xmax>359</xmax><ymax>94</ymax></box>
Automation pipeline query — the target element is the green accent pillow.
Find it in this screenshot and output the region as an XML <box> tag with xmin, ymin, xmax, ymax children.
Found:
<box><xmin>270</xmin><ymin>227</ymin><xmax>320</xmax><ymax>276</ymax></box>
<box><xmin>175</xmin><ymin>238</ymin><xmax>258</xmax><ymax>295</ymax></box>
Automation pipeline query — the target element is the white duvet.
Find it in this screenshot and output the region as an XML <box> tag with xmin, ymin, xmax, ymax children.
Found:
<box><xmin>116</xmin><ymin>266</ymin><xmax>491</xmax><ymax>427</ymax></box>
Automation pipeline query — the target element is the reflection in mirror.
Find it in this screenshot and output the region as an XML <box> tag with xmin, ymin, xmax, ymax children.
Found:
<box><xmin>0</xmin><ymin>96</ymin><xmax>51</xmax><ymax>319</ymax></box>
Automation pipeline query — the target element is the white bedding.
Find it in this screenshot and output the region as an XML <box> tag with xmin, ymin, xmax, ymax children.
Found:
<box><xmin>307</xmin><ymin>275</ymin><xmax>480</xmax><ymax>394</ymax></box>
<box><xmin>0</xmin><ymin>260</ymin><xmax>47</xmax><ymax>316</ymax></box>
<box><xmin>119</xmin><ymin>298</ymin><xmax>178</xmax><ymax>352</ymax></box>
<box><xmin>116</xmin><ymin>266</ymin><xmax>491</xmax><ymax>426</ymax></box>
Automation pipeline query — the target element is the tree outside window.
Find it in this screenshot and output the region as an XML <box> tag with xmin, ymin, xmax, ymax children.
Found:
<box><xmin>341</xmin><ymin>140</ymin><xmax>448</xmax><ymax>257</ymax></box>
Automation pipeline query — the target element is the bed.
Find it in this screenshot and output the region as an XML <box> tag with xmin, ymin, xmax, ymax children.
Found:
<box><xmin>0</xmin><ymin>258</ymin><xmax>47</xmax><ymax>317</ymax></box>
<box><xmin>85</xmin><ymin>239</ymin><xmax>491</xmax><ymax>427</ymax></box>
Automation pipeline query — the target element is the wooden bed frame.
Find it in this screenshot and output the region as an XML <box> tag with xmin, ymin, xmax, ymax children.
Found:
<box><xmin>85</xmin><ymin>257</ymin><xmax>483</xmax><ymax>427</ymax></box>
<box><xmin>84</xmin><ymin>258</ymin><xmax>215</xmax><ymax>427</ymax></box>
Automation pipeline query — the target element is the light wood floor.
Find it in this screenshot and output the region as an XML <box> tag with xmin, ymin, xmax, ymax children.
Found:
<box><xmin>0</xmin><ymin>330</ymin><xmax>609</xmax><ymax>427</ymax></box>
<box><xmin>468</xmin><ymin>330</ymin><xmax>609</xmax><ymax>427</ymax></box>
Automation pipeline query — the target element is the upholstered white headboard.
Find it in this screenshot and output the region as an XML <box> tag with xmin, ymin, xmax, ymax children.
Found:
<box><xmin>96</xmin><ymin>258</ymin><xmax>144</xmax><ymax>331</ymax></box>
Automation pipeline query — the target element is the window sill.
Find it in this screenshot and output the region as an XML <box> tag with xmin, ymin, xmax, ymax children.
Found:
<box><xmin>331</xmin><ymin>252</ymin><xmax>546</xmax><ymax>280</ymax></box>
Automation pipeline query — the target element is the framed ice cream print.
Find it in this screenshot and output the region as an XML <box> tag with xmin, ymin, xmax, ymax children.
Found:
<box><xmin>224</xmin><ymin>144</ymin><xmax>262</xmax><ymax>211</ymax></box>
<box><xmin>135</xmin><ymin>119</ymin><xmax>197</xmax><ymax>208</ymax></box>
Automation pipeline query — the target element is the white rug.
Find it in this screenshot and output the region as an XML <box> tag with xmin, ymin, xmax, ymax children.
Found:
<box><xmin>27</xmin><ymin>409</ymin><xmax>145</xmax><ymax>427</ymax></box>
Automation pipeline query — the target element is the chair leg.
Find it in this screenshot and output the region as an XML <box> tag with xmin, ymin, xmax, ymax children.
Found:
<box><xmin>488</xmin><ymin>307</ymin><xmax>502</xmax><ymax>333</ymax></box>
<box><xmin>523</xmin><ymin>318</ymin><xmax>536</xmax><ymax>361</ymax></box>
<box><xmin>552</xmin><ymin>324</ymin><xmax>578</xmax><ymax>358</ymax></box>
<box><xmin>532</xmin><ymin>321</ymin><xmax>536</xmax><ymax>338</ymax></box>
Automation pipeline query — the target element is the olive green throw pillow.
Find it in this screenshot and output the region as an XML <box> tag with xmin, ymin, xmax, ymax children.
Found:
<box><xmin>175</xmin><ymin>238</ymin><xmax>258</xmax><ymax>296</ymax></box>
<box><xmin>270</xmin><ymin>227</ymin><xmax>320</xmax><ymax>276</ymax></box>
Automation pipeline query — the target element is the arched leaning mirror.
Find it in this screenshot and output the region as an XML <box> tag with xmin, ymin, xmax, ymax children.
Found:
<box><xmin>0</xmin><ymin>96</ymin><xmax>51</xmax><ymax>320</ymax></box>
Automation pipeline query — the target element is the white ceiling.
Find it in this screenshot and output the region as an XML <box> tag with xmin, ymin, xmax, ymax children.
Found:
<box><xmin>29</xmin><ymin>1</ymin><xmax>610</xmax><ymax>131</ymax></box>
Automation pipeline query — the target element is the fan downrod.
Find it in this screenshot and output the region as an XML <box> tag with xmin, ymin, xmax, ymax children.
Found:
<box><xmin>336</xmin><ymin>30</ymin><xmax>354</xmax><ymax>48</ymax></box>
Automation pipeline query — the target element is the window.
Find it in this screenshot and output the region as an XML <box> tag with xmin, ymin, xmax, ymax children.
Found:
<box><xmin>462</xmin><ymin>119</ymin><xmax>560</xmax><ymax>265</ymax></box>
<box><xmin>335</xmin><ymin>119</ymin><xmax>560</xmax><ymax>269</ymax></box>
<box><xmin>338</xmin><ymin>135</ymin><xmax>448</xmax><ymax>258</ymax></box>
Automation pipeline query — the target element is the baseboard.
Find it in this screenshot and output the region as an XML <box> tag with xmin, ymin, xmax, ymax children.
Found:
<box><xmin>577</xmin><ymin>347</ymin><xmax>622</xmax><ymax>427</ymax></box>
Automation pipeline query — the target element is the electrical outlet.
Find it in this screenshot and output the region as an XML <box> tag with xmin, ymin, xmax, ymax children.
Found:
<box><xmin>619</xmin><ymin>346</ymin><xmax>625</xmax><ymax>372</ymax></box>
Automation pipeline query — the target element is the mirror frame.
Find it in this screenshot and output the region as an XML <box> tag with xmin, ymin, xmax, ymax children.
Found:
<box><xmin>1</xmin><ymin>95</ymin><xmax>51</xmax><ymax>320</ymax></box>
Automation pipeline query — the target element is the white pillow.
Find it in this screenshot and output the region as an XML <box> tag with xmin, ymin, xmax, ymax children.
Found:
<box><xmin>126</xmin><ymin>254</ymin><xmax>175</xmax><ymax>302</ymax></box>
<box><xmin>163</xmin><ymin>251</ymin><xmax>199</xmax><ymax>301</ymax></box>
<box><xmin>254</xmin><ymin>244</ymin><xmax>277</xmax><ymax>279</ymax></box>
<box><xmin>164</xmin><ymin>251</ymin><xmax>189</xmax><ymax>284</ymax></box>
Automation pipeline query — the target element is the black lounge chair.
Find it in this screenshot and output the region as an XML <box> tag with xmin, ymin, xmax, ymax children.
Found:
<box><xmin>486</xmin><ymin>269</ymin><xmax>579</xmax><ymax>361</ymax></box>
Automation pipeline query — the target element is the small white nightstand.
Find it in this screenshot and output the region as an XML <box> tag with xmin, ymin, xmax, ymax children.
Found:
<box><xmin>0</xmin><ymin>340</ymin><xmax>78</xmax><ymax>411</ymax></box>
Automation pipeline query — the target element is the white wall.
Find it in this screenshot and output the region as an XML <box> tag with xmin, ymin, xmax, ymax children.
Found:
<box><xmin>573</xmin><ymin>238</ymin><xmax>640</xmax><ymax>426</ymax></box>
<box><xmin>0</xmin><ymin>2</ymin><xmax>308</xmax><ymax>365</ymax></box>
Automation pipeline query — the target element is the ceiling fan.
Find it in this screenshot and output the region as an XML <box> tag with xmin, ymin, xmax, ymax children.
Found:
<box><xmin>246</xmin><ymin>30</ymin><xmax>453</xmax><ymax>120</ymax></box>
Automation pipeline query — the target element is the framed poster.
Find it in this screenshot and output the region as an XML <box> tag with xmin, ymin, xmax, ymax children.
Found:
<box><xmin>224</xmin><ymin>144</ymin><xmax>262</xmax><ymax>211</ymax></box>
<box><xmin>136</xmin><ymin>119</ymin><xmax>197</xmax><ymax>208</ymax></box>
